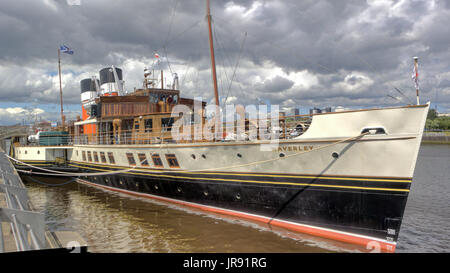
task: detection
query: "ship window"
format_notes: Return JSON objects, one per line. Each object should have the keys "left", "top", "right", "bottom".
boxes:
{"left": 107, "top": 152, "right": 115, "bottom": 164}
{"left": 138, "top": 153, "right": 149, "bottom": 166}
{"left": 166, "top": 154, "right": 180, "bottom": 168}
{"left": 37, "top": 150, "right": 40, "bottom": 154}
{"left": 87, "top": 151, "right": 92, "bottom": 162}
{"left": 93, "top": 152, "right": 99, "bottom": 163}
{"left": 82, "top": 151, "right": 86, "bottom": 161}
{"left": 144, "top": 119, "right": 153, "bottom": 133}
{"left": 161, "top": 117, "right": 174, "bottom": 132}
{"left": 25, "top": 150, "right": 27, "bottom": 154}
{"left": 152, "top": 154, "right": 163, "bottom": 168}
{"left": 100, "top": 152, "right": 107, "bottom": 163}
{"left": 126, "top": 153, "right": 136, "bottom": 166}
{"left": 76, "top": 151, "right": 78, "bottom": 156}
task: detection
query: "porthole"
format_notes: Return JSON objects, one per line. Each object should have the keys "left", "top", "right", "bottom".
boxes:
{"left": 279, "top": 153, "right": 285, "bottom": 157}
{"left": 237, "top": 153, "right": 242, "bottom": 158}
{"left": 332, "top": 152, "right": 339, "bottom": 159}
{"left": 201, "top": 154, "right": 206, "bottom": 159}
{"left": 177, "top": 187, "right": 182, "bottom": 192}
{"left": 203, "top": 191, "right": 208, "bottom": 196}
{"left": 119, "top": 180, "right": 123, "bottom": 185}
{"left": 191, "top": 154, "right": 196, "bottom": 160}
{"left": 154, "top": 185, "right": 158, "bottom": 190}
{"left": 236, "top": 193, "right": 241, "bottom": 200}
{"left": 105, "top": 178, "right": 109, "bottom": 183}
{"left": 37, "top": 150, "right": 40, "bottom": 154}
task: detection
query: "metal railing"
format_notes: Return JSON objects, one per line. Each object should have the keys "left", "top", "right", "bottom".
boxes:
{"left": 0, "top": 151, "right": 46, "bottom": 252}
{"left": 19, "top": 115, "right": 312, "bottom": 146}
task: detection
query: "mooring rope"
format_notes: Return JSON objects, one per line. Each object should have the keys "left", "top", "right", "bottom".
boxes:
{"left": 8, "top": 133, "right": 368, "bottom": 177}
{"left": 7, "top": 155, "right": 139, "bottom": 177}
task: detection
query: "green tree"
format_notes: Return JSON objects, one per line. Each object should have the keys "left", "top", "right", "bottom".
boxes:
{"left": 427, "top": 109, "right": 438, "bottom": 120}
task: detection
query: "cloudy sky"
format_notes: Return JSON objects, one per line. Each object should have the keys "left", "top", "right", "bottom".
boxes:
{"left": 0, "top": 0, "right": 449, "bottom": 125}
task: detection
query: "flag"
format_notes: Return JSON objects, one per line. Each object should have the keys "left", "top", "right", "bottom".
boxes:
{"left": 60, "top": 45, "right": 74, "bottom": 55}
{"left": 412, "top": 60, "right": 419, "bottom": 90}
{"left": 154, "top": 52, "right": 161, "bottom": 65}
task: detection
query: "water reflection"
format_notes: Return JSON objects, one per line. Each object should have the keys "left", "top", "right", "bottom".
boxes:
{"left": 24, "top": 176, "right": 337, "bottom": 253}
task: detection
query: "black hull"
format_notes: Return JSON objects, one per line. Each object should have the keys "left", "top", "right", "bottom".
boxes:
{"left": 63, "top": 161, "right": 411, "bottom": 252}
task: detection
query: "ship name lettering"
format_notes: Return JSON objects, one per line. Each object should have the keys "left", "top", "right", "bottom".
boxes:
{"left": 275, "top": 145, "right": 314, "bottom": 152}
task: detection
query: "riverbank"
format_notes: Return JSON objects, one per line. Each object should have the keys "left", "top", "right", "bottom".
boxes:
{"left": 421, "top": 132, "right": 450, "bottom": 144}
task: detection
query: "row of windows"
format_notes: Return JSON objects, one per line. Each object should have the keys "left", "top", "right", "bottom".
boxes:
{"left": 78, "top": 150, "right": 179, "bottom": 168}
{"left": 81, "top": 151, "right": 115, "bottom": 164}
{"left": 18, "top": 150, "right": 40, "bottom": 154}
{"left": 126, "top": 153, "right": 179, "bottom": 168}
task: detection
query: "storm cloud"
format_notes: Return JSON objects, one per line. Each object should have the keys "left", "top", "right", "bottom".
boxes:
{"left": 0, "top": 0, "right": 449, "bottom": 125}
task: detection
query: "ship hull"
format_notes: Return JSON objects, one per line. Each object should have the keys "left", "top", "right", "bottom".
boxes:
{"left": 12, "top": 104, "right": 430, "bottom": 252}
{"left": 66, "top": 161, "right": 411, "bottom": 252}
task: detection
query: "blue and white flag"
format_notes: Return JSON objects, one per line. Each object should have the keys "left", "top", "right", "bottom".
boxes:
{"left": 60, "top": 45, "right": 74, "bottom": 55}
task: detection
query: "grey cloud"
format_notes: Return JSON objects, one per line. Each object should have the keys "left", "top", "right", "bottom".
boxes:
{"left": 255, "top": 75, "right": 294, "bottom": 93}
{"left": 0, "top": 0, "right": 449, "bottom": 125}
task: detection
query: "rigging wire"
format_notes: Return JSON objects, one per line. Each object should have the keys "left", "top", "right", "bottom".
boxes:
{"left": 393, "top": 87, "right": 414, "bottom": 105}
{"left": 212, "top": 21, "right": 249, "bottom": 104}
{"left": 386, "top": 94, "right": 403, "bottom": 103}
{"left": 212, "top": 21, "right": 231, "bottom": 102}
{"left": 225, "top": 32, "right": 247, "bottom": 104}
{"left": 163, "top": 0, "right": 180, "bottom": 49}
{"left": 354, "top": 55, "right": 416, "bottom": 105}
{"left": 180, "top": 57, "right": 192, "bottom": 88}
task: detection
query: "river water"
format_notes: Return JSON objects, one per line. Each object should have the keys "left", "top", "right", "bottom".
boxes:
{"left": 21, "top": 144, "right": 450, "bottom": 253}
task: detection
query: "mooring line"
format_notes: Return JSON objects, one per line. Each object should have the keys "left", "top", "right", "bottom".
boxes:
{"left": 8, "top": 133, "right": 367, "bottom": 176}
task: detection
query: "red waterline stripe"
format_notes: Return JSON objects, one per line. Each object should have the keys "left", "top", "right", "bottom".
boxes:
{"left": 77, "top": 179, "right": 396, "bottom": 253}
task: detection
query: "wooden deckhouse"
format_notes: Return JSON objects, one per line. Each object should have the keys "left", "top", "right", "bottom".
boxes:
{"left": 74, "top": 75, "right": 207, "bottom": 145}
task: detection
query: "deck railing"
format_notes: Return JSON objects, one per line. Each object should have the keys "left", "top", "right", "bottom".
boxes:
{"left": 21, "top": 114, "right": 312, "bottom": 146}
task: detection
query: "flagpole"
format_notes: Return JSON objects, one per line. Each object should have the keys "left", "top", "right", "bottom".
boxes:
{"left": 414, "top": 56, "right": 420, "bottom": 105}
{"left": 58, "top": 48, "right": 65, "bottom": 128}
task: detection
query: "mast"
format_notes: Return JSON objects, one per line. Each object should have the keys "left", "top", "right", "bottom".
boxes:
{"left": 413, "top": 57, "right": 420, "bottom": 105}
{"left": 57, "top": 48, "right": 64, "bottom": 128}
{"left": 206, "top": 0, "right": 220, "bottom": 107}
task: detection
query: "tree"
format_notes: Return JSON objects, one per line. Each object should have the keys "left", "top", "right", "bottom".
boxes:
{"left": 427, "top": 109, "right": 438, "bottom": 120}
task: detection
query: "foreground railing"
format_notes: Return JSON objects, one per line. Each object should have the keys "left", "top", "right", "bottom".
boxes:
{"left": 0, "top": 151, "right": 46, "bottom": 252}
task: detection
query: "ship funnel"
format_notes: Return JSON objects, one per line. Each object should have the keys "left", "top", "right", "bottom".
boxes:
{"left": 99, "top": 66, "right": 123, "bottom": 96}
{"left": 80, "top": 78, "right": 100, "bottom": 102}
{"left": 80, "top": 77, "right": 100, "bottom": 123}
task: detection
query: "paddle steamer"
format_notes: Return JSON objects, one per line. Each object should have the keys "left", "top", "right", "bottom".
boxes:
{"left": 8, "top": 0, "right": 429, "bottom": 253}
